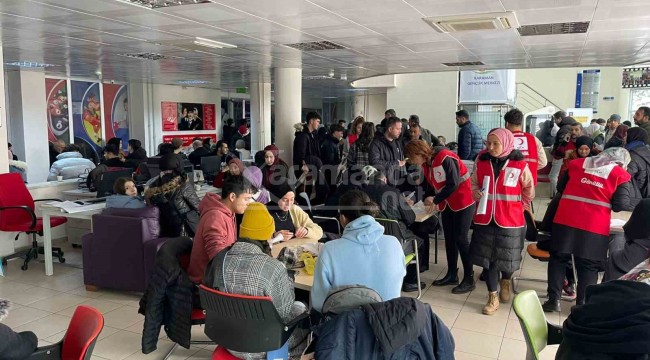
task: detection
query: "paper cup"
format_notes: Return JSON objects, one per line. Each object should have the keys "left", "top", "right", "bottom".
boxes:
{"left": 56, "top": 176, "right": 63, "bottom": 182}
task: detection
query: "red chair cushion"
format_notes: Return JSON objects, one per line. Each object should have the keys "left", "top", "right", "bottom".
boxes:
{"left": 62, "top": 305, "right": 104, "bottom": 360}
{"left": 0, "top": 216, "right": 67, "bottom": 233}
{"left": 191, "top": 308, "right": 205, "bottom": 321}
{"left": 212, "top": 346, "right": 239, "bottom": 360}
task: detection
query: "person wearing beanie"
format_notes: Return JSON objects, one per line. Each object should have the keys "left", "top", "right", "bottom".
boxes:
{"left": 204, "top": 202, "right": 309, "bottom": 359}
{"left": 144, "top": 153, "right": 200, "bottom": 238}
{"left": 242, "top": 166, "right": 271, "bottom": 204}
{"left": 626, "top": 127, "right": 650, "bottom": 198}
{"left": 230, "top": 124, "right": 251, "bottom": 151}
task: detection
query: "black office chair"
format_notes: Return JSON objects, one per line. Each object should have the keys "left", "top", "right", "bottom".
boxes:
{"left": 200, "top": 156, "right": 220, "bottom": 183}
{"left": 375, "top": 218, "right": 422, "bottom": 299}
{"left": 199, "top": 284, "right": 309, "bottom": 357}
{"left": 95, "top": 168, "right": 133, "bottom": 197}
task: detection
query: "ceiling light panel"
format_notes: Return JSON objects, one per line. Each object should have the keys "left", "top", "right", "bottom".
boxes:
{"left": 4, "top": 61, "right": 57, "bottom": 68}
{"left": 518, "top": 22, "right": 590, "bottom": 36}
{"left": 115, "top": 0, "right": 211, "bottom": 9}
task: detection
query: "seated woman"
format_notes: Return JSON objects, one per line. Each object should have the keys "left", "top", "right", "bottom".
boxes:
{"left": 268, "top": 180, "right": 323, "bottom": 242}
{"left": 144, "top": 153, "right": 200, "bottom": 237}
{"left": 605, "top": 199, "right": 650, "bottom": 281}
{"left": 260, "top": 144, "right": 289, "bottom": 189}
{"left": 106, "top": 177, "right": 145, "bottom": 209}
{"left": 310, "top": 190, "right": 406, "bottom": 312}
{"left": 204, "top": 203, "right": 308, "bottom": 359}
{"left": 213, "top": 158, "right": 245, "bottom": 189}
{"left": 242, "top": 166, "right": 270, "bottom": 204}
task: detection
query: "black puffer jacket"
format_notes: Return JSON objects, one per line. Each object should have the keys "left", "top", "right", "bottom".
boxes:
{"left": 369, "top": 136, "right": 406, "bottom": 186}
{"left": 139, "top": 237, "right": 194, "bottom": 354}
{"left": 313, "top": 297, "right": 455, "bottom": 359}
{"left": 628, "top": 144, "right": 650, "bottom": 198}
{"left": 365, "top": 183, "right": 420, "bottom": 250}
{"left": 145, "top": 175, "right": 200, "bottom": 238}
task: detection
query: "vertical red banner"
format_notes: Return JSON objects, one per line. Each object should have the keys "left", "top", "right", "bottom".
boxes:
{"left": 202, "top": 104, "right": 216, "bottom": 130}
{"left": 162, "top": 102, "right": 178, "bottom": 131}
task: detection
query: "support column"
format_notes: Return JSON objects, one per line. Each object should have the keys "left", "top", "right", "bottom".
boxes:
{"left": 249, "top": 81, "right": 271, "bottom": 153}
{"left": 0, "top": 47, "right": 7, "bottom": 175}
{"left": 5, "top": 69, "right": 47, "bottom": 182}
{"left": 353, "top": 94, "right": 366, "bottom": 118}
{"left": 128, "top": 82, "right": 156, "bottom": 156}
{"left": 273, "top": 68, "right": 301, "bottom": 166}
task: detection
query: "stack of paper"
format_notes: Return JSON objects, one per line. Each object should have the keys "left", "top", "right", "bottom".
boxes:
{"left": 45, "top": 201, "right": 105, "bottom": 214}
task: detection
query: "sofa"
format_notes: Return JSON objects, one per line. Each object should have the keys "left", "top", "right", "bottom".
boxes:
{"left": 82, "top": 206, "right": 171, "bottom": 293}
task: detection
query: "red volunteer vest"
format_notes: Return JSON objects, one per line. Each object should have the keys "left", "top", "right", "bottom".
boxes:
{"left": 473, "top": 158, "right": 527, "bottom": 228}
{"left": 553, "top": 157, "right": 631, "bottom": 236}
{"left": 424, "top": 149, "right": 474, "bottom": 211}
{"left": 512, "top": 130, "right": 539, "bottom": 185}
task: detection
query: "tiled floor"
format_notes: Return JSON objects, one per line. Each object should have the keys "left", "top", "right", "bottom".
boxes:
{"left": 0, "top": 197, "right": 564, "bottom": 359}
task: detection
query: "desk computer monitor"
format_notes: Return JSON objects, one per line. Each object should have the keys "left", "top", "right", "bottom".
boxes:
{"left": 96, "top": 168, "right": 134, "bottom": 198}
{"left": 201, "top": 156, "right": 220, "bottom": 182}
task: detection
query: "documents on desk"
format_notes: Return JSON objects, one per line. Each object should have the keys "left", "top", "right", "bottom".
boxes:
{"left": 45, "top": 200, "right": 106, "bottom": 213}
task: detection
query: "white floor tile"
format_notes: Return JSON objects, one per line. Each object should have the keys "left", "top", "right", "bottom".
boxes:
{"left": 498, "top": 337, "right": 528, "bottom": 360}
{"left": 420, "top": 290, "right": 468, "bottom": 310}
{"left": 187, "top": 349, "right": 214, "bottom": 359}
{"left": 103, "top": 306, "right": 144, "bottom": 330}
{"left": 429, "top": 305, "right": 460, "bottom": 328}
{"left": 3, "top": 286, "right": 61, "bottom": 306}
{"left": 451, "top": 328, "right": 502, "bottom": 359}
{"left": 454, "top": 312, "right": 508, "bottom": 337}
{"left": 57, "top": 298, "right": 124, "bottom": 317}
{"left": 28, "top": 292, "right": 88, "bottom": 312}
{"left": 454, "top": 351, "right": 495, "bottom": 359}
{"left": 2, "top": 305, "right": 52, "bottom": 328}
{"left": 93, "top": 330, "right": 144, "bottom": 360}
{"left": 503, "top": 319, "right": 525, "bottom": 341}
{"left": 14, "top": 313, "right": 72, "bottom": 339}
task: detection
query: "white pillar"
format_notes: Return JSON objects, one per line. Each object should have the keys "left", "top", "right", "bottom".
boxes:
{"left": 5, "top": 70, "right": 49, "bottom": 182}
{"left": 249, "top": 81, "right": 271, "bottom": 153}
{"left": 128, "top": 82, "right": 156, "bottom": 156}
{"left": 273, "top": 68, "right": 301, "bottom": 165}
{"left": 353, "top": 94, "right": 366, "bottom": 118}
{"left": 0, "top": 47, "right": 7, "bottom": 175}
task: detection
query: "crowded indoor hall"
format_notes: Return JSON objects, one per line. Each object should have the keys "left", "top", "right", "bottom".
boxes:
{"left": 1, "top": 0, "right": 650, "bottom": 359}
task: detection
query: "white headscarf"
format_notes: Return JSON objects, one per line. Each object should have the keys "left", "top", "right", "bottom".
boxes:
{"left": 584, "top": 147, "right": 631, "bottom": 170}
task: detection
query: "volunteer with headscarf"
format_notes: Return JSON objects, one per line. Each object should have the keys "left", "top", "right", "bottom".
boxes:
{"left": 543, "top": 147, "right": 637, "bottom": 312}
{"left": 558, "top": 135, "right": 600, "bottom": 181}
{"left": 405, "top": 140, "right": 476, "bottom": 294}
{"left": 469, "top": 128, "right": 534, "bottom": 315}
{"left": 260, "top": 144, "right": 289, "bottom": 189}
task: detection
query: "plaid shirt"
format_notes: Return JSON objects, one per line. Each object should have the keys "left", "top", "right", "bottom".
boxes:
{"left": 347, "top": 142, "right": 370, "bottom": 169}
{"left": 220, "top": 241, "right": 295, "bottom": 323}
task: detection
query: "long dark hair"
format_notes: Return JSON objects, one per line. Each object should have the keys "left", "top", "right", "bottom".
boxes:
{"left": 356, "top": 122, "right": 376, "bottom": 152}
{"left": 339, "top": 189, "right": 379, "bottom": 222}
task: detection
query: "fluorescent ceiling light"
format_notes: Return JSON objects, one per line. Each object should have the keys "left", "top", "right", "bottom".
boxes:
{"left": 177, "top": 80, "right": 209, "bottom": 84}
{"left": 193, "top": 37, "right": 237, "bottom": 49}
{"left": 5, "top": 61, "right": 56, "bottom": 68}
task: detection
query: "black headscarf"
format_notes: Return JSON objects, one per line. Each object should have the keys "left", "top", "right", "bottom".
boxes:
{"left": 268, "top": 180, "right": 294, "bottom": 204}
{"left": 624, "top": 199, "right": 650, "bottom": 241}
{"left": 159, "top": 153, "right": 183, "bottom": 175}
{"left": 626, "top": 127, "right": 649, "bottom": 145}
{"left": 575, "top": 136, "right": 594, "bottom": 151}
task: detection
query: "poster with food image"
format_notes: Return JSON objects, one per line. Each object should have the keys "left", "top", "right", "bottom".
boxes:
{"left": 103, "top": 83, "right": 129, "bottom": 151}
{"left": 71, "top": 81, "right": 103, "bottom": 156}
{"left": 45, "top": 78, "right": 70, "bottom": 144}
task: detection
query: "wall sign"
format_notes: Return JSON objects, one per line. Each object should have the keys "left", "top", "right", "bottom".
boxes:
{"left": 161, "top": 101, "right": 216, "bottom": 131}
{"left": 459, "top": 69, "right": 516, "bottom": 104}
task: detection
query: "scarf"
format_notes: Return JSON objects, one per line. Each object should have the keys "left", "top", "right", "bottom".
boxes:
{"left": 488, "top": 128, "right": 515, "bottom": 158}
{"left": 584, "top": 147, "right": 631, "bottom": 170}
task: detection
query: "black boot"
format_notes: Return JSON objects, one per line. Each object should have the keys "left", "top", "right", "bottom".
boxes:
{"left": 479, "top": 269, "right": 488, "bottom": 282}
{"left": 402, "top": 282, "right": 426, "bottom": 293}
{"left": 542, "top": 299, "right": 561, "bottom": 312}
{"left": 451, "top": 273, "right": 476, "bottom": 294}
{"left": 432, "top": 268, "right": 459, "bottom": 286}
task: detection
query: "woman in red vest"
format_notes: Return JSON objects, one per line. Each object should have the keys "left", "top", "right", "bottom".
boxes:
{"left": 405, "top": 140, "right": 476, "bottom": 294}
{"left": 470, "top": 128, "right": 535, "bottom": 315}
{"left": 543, "top": 147, "right": 637, "bottom": 312}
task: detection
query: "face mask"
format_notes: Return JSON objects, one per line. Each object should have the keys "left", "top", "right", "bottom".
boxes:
{"left": 600, "top": 125, "right": 605, "bottom": 131}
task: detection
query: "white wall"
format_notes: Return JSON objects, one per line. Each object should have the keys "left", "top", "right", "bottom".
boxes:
{"left": 367, "top": 93, "right": 387, "bottom": 123}
{"left": 387, "top": 72, "right": 459, "bottom": 141}
{"left": 517, "top": 66, "right": 630, "bottom": 119}
{"left": 0, "top": 48, "right": 11, "bottom": 175}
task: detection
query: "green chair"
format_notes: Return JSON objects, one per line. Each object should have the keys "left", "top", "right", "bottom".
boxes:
{"left": 375, "top": 217, "right": 422, "bottom": 299}
{"left": 513, "top": 290, "right": 563, "bottom": 360}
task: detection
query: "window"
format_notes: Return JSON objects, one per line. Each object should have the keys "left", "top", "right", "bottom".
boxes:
{"left": 628, "top": 89, "right": 650, "bottom": 121}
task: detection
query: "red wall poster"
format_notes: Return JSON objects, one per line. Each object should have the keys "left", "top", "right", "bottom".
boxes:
{"left": 103, "top": 84, "right": 129, "bottom": 151}
{"left": 161, "top": 101, "right": 216, "bottom": 131}
{"left": 163, "top": 133, "right": 217, "bottom": 147}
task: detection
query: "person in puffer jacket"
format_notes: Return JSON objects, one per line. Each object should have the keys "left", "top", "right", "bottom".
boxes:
{"left": 47, "top": 144, "right": 96, "bottom": 181}
{"left": 144, "top": 153, "right": 200, "bottom": 238}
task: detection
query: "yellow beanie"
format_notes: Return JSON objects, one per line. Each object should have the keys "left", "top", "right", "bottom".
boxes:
{"left": 239, "top": 202, "right": 275, "bottom": 241}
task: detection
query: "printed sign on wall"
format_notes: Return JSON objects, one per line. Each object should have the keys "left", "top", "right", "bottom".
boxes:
{"left": 103, "top": 84, "right": 129, "bottom": 151}
{"left": 459, "top": 69, "right": 516, "bottom": 104}
{"left": 163, "top": 133, "right": 217, "bottom": 147}
{"left": 622, "top": 67, "right": 650, "bottom": 88}
{"left": 71, "top": 81, "right": 103, "bottom": 160}
{"left": 45, "top": 78, "right": 70, "bottom": 144}
{"left": 161, "top": 101, "right": 217, "bottom": 131}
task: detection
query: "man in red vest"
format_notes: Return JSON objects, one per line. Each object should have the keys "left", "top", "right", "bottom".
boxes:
{"left": 504, "top": 109, "right": 547, "bottom": 185}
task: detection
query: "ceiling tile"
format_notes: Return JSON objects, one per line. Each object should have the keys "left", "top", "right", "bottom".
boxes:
{"left": 500, "top": 0, "right": 598, "bottom": 11}
{"left": 406, "top": 0, "right": 505, "bottom": 17}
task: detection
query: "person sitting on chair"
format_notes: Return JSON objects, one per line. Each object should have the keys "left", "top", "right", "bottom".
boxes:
{"left": 605, "top": 199, "right": 650, "bottom": 281}
{"left": 106, "top": 177, "right": 145, "bottom": 209}
{"left": 204, "top": 203, "right": 309, "bottom": 359}
{"left": 267, "top": 180, "right": 323, "bottom": 242}
{"left": 311, "top": 190, "right": 406, "bottom": 312}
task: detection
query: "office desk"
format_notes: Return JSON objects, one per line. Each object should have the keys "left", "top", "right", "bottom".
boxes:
{"left": 41, "top": 205, "right": 104, "bottom": 276}
{"left": 271, "top": 237, "right": 316, "bottom": 291}
{"left": 610, "top": 211, "right": 632, "bottom": 234}
{"left": 62, "top": 189, "right": 98, "bottom": 199}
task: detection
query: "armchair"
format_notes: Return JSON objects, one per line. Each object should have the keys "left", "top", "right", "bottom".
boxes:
{"left": 0, "top": 173, "right": 66, "bottom": 271}
{"left": 82, "top": 206, "right": 170, "bottom": 292}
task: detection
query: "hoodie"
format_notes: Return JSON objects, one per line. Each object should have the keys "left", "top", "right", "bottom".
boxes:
{"left": 310, "top": 215, "right": 406, "bottom": 312}
{"left": 188, "top": 193, "right": 236, "bottom": 283}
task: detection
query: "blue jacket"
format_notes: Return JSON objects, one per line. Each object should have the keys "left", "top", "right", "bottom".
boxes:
{"left": 313, "top": 297, "right": 455, "bottom": 360}
{"left": 457, "top": 121, "right": 484, "bottom": 161}
{"left": 106, "top": 195, "right": 146, "bottom": 209}
{"left": 310, "top": 215, "right": 406, "bottom": 312}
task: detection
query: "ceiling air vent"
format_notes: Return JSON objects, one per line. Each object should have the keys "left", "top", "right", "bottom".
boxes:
{"left": 285, "top": 41, "right": 346, "bottom": 52}
{"left": 442, "top": 61, "right": 485, "bottom": 67}
{"left": 116, "top": 53, "right": 181, "bottom": 61}
{"left": 423, "top": 12, "right": 519, "bottom": 33}
{"left": 518, "top": 22, "right": 590, "bottom": 36}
